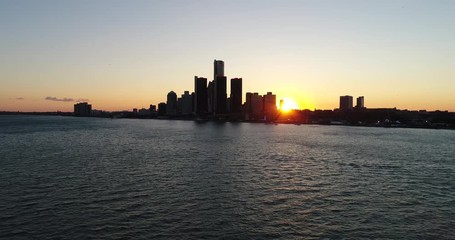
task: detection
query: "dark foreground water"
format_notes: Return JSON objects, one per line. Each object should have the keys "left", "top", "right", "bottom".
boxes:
{"left": 0, "top": 115, "right": 454, "bottom": 239}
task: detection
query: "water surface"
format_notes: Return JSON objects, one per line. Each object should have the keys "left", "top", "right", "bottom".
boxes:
{"left": 0, "top": 115, "right": 454, "bottom": 239}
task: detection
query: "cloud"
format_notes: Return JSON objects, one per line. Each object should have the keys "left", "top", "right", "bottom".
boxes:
{"left": 45, "top": 96, "right": 90, "bottom": 102}
{"left": 45, "top": 96, "right": 74, "bottom": 102}
{"left": 16, "top": 97, "right": 25, "bottom": 100}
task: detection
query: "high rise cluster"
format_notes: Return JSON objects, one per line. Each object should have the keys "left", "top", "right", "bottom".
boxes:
{"left": 156, "top": 60, "right": 278, "bottom": 120}
{"left": 339, "top": 95, "right": 365, "bottom": 111}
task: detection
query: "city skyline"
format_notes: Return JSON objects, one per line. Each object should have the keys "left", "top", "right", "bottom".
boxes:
{"left": 1, "top": 1, "right": 455, "bottom": 112}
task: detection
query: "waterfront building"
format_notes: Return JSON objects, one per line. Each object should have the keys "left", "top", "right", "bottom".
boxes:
{"left": 251, "top": 93, "right": 263, "bottom": 119}
{"left": 263, "top": 92, "right": 277, "bottom": 118}
{"left": 245, "top": 92, "right": 253, "bottom": 115}
{"left": 207, "top": 81, "right": 214, "bottom": 114}
{"left": 214, "top": 59, "right": 224, "bottom": 80}
{"left": 230, "top": 78, "right": 242, "bottom": 113}
{"left": 149, "top": 104, "right": 156, "bottom": 112}
{"left": 167, "top": 91, "right": 177, "bottom": 115}
{"left": 244, "top": 92, "right": 253, "bottom": 120}
{"left": 340, "top": 95, "right": 353, "bottom": 110}
{"left": 194, "top": 76, "right": 208, "bottom": 115}
{"left": 356, "top": 96, "right": 365, "bottom": 109}
{"left": 157, "top": 102, "right": 166, "bottom": 115}
{"left": 74, "top": 102, "right": 92, "bottom": 116}
{"left": 181, "top": 91, "right": 193, "bottom": 115}
{"left": 214, "top": 76, "right": 227, "bottom": 114}
{"left": 212, "top": 60, "right": 227, "bottom": 115}
{"left": 138, "top": 108, "right": 150, "bottom": 116}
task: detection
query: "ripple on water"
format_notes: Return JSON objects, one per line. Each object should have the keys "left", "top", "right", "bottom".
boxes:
{"left": 0, "top": 116, "right": 454, "bottom": 239}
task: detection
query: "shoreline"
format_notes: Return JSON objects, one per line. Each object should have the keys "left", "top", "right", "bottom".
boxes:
{"left": 1, "top": 111, "right": 454, "bottom": 130}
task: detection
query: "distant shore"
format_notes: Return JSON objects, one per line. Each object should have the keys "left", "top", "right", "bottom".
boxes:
{"left": 1, "top": 110, "right": 454, "bottom": 130}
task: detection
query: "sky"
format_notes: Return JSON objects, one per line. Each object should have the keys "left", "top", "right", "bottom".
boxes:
{"left": 1, "top": 0, "right": 454, "bottom": 112}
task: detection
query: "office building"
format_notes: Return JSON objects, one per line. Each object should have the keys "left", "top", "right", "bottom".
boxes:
{"left": 251, "top": 93, "right": 263, "bottom": 119}
{"left": 214, "top": 76, "right": 227, "bottom": 114}
{"left": 340, "top": 95, "right": 353, "bottom": 110}
{"left": 194, "top": 76, "right": 208, "bottom": 114}
{"left": 245, "top": 92, "right": 253, "bottom": 115}
{"left": 74, "top": 102, "right": 92, "bottom": 116}
{"left": 157, "top": 102, "right": 166, "bottom": 115}
{"left": 207, "top": 81, "right": 214, "bottom": 114}
{"left": 149, "top": 104, "right": 156, "bottom": 112}
{"left": 263, "top": 92, "right": 277, "bottom": 120}
{"left": 214, "top": 59, "right": 224, "bottom": 80}
{"left": 181, "top": 91, "right": 193, "bottom": 115}
{"left": 167, "top": 91, "right": 177, "bottom": 115}
{"left": 356, "top": 96, "right": 365, "bottom": 109}
{"left": 212, "top": 59, "right": 226, "bottom": 115}
{"left": 263, "top": 92, "right": 276, "bottom": 114}
{"left": 230, "top": 78, "right": 242, "bottom": 113}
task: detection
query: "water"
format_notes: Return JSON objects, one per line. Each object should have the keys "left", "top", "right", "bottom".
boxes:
{"left": 0, "top": 115, "right": 454, "bottom": 239}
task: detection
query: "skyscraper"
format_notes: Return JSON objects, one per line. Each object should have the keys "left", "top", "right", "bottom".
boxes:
{"left": 194, "top": 76, "right": 208, "bottom": 115}
{"left": 230, "top": 78, "right": 242, "bottom": 113}
{"left": 74, "top": 102, "right": 92, "bottom": 116}
{"left": 214, "top": 76, "right": 227, "bottom": 114}
{"left": 181, "top": 91, "right": 193, "bottom": 115}
{"left": 214, "top": 59, "right": 224, "bottom": 80}
{"left": 340, "top": 95, "right": 353, "bottom": 110}
{"left": 213, "top": 60, "right": 227, "bottom": 115}
{"left": 157, "top": 102, "right": 166, "bottom": 115}
{"left": 251, "top": 93, "right": 263, "bottom": 119}
{"left": 263, "top": 92, "right": 277, "bottom": 120}
{"left": 207, "top": 81, "right": 214, "bottom": 114}
{"left": 356, "top": 96, "right": 365, "bottom": 109}
{"left": 167, "top": 91, "right": 177, "bottom": 115}
{"left": 244, "top": 92, "right": 253, "bottom": 119}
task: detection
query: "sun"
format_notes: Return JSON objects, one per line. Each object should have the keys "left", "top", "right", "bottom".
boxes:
{"left": 280, "top": 98, "right": 299, "bottom": 112}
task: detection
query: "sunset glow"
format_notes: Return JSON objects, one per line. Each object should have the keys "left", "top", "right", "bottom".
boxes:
{"left": 280, "top": 98, "right": 299, "bottom": 112}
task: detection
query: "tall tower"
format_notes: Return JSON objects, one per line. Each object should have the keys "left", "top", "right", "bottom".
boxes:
{"left": 356, "top": 96, "right": 365, "bottom": 109}
{"left": 230, "top": 78, "right": 242, "bottom": 113}
{"left": 214, "top": 59, "right": 224, "bottom": 80}
{"left": 213, "top": 60, "right": 226, "bottom": 115}
{"left": 194, "top": 76, "right": 208, "bottom": 115}
{"left": 339, "top": 95, "right": 353, "bottom": 110}
{"left": 181, "top": 91, "right": 193, "bottom": 115}
{"left": 214, "top": 76, "right": 227, "bottom": 114}
{"left": 263, "top": 92, "right": 277, "bottom": 120}
{"left": 167, "top": 91, "right": 177, "bottom": 115}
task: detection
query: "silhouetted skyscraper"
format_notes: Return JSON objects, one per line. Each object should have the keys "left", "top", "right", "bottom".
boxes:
{"left": 243, "top": 92, "right": 253, "bottom": 120}
{"left": 214, "top": 59, "right": 224, "bottom": 81}
{"left": 207, "top": 81, "right": 214, "bottom": 114}
{"left": 263, "top": 92, "right": 277, "bottom": 120}
{"left": 149, "top": 104, "right": 156, "bottom": 112}
{"left": 230, "top": 78, "right": 242, "bottom": 113}
{"left": 340, "top": 95, "right": 353, "bottom": 110}
{"left": 158, "top": 102, "right": 166, "bottom": 115}
{"left": 214, "top": 76, "right": 227, "bottom": 114}
{"left": 181, "top": 91, "right": 193, "bottom": 115}
{"left": 167, "top": 91, "right": 177, "bottom": 115}
{"left": 74, "top": 102, "right": 92, "bottom": 116}
{"left": 194, "top": 76, "right": 208, "bottom": 115}
{"left": 251, "top": 93, "right": 263, "bottom": 119}
{"left": 356, "top": 96, "right": 365, "bottom": 109}
{"left": 211, "top": 60, "right": 227, "bottom": 115}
